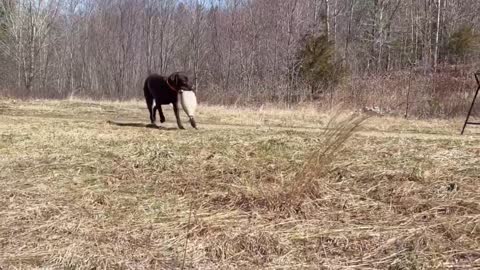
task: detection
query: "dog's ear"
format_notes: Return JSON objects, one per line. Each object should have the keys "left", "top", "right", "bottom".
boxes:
{"left": 174, "top": 73, "right": 179, "bottom": 87}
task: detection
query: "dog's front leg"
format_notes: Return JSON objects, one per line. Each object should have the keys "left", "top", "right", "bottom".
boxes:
{"left": 173, "top": 103, "right": 185, "bottom": 129}
{"left": 189, "top": 116, "right": 197, "bottom": 129}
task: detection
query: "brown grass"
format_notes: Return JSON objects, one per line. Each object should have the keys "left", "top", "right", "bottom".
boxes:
{"left": 0, "top": 99, "right": 479, "bottom": 269}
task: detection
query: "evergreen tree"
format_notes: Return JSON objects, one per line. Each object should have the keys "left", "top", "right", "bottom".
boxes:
{"left": 447, "top": 26, "right": 480, "bottom": 63}
{"left": 296, "top": 34, "right": 345, "bottom": 96}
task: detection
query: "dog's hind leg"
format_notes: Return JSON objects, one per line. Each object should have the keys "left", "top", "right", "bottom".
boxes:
{"left": 153, "top": 105, "right": 158, "bottom": 122}
{"left": 144, "top": 82, "right": 155, "bottom": 124}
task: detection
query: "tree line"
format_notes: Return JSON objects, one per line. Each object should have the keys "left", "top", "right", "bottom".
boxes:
{"left": 0, "top": 0, "right": 479, "bottom": 117}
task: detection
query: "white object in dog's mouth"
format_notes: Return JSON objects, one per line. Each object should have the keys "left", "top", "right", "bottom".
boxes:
{"left": 179, "top": 91, "right": 197, "bottom": 117}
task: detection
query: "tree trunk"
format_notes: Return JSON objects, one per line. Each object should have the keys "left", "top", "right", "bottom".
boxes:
{"left": 433, "top": 0, "right": 441, "bottom": 71}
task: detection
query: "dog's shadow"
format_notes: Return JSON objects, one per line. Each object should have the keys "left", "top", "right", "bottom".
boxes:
{"left": 106, "top": 120, "right": 178, "bottom": 130}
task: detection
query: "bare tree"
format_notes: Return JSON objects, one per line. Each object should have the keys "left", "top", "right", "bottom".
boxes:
{"left": 0, "top": 0, "right": 61, "bottom": 93}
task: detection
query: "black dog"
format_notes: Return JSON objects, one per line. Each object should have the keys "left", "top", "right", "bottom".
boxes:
{"left": 143, "top": 72, "right": 196, "bottom": 129}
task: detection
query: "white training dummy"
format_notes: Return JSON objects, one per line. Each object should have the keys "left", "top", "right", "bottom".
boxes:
{"left": 178, "top": 90, "right": 198, "bottom": 129}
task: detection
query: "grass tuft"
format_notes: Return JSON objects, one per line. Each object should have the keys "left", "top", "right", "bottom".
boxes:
{"left": 293, "top": 113, "right": 369, "bottom": 193}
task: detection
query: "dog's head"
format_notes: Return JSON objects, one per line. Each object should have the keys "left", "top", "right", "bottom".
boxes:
{"left": 168, "top": 72, "right": 194, "bottom": 92}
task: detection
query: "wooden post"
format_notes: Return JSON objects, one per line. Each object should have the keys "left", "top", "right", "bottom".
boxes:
{"left": 461, "top": 73, "right": 480, "bottom": 135}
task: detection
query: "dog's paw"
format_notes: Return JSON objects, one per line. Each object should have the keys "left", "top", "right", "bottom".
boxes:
{"left": 160, "top": 118, "right": 166, "bottom": 123}
{"left": 189, "top": 118, "right": 197, "bottom": 129}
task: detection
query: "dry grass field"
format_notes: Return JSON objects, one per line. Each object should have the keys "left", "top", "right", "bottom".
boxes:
{"left": 0, "top": 99, "right": 479, "bottom": 269}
